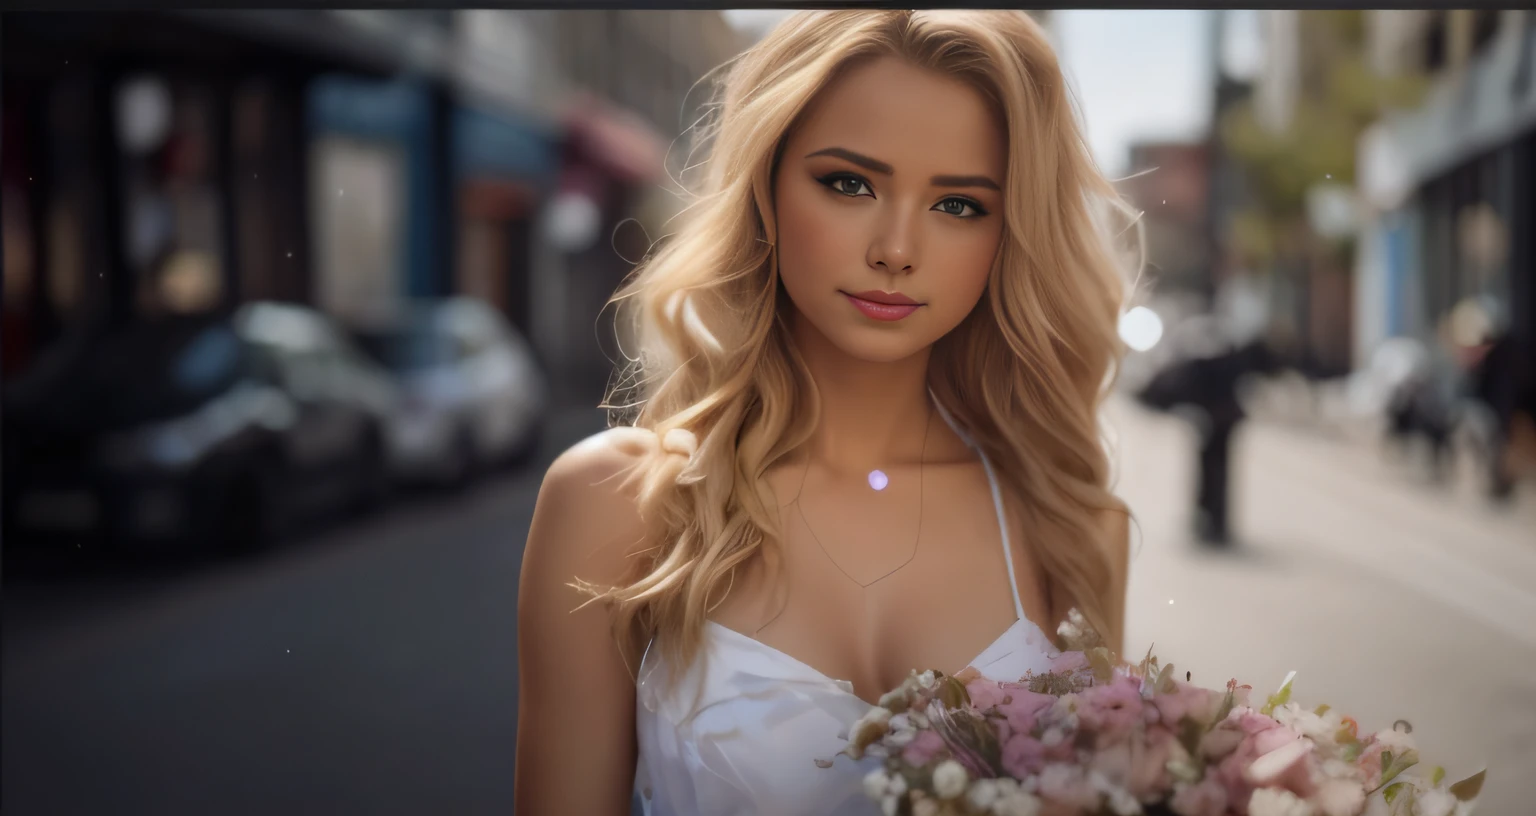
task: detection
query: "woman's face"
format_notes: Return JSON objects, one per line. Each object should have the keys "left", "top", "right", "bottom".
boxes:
{"left": 773, "top": 56, "right": 1007, "bottom": 364}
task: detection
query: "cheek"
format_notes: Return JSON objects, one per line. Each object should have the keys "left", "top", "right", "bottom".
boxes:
{"left": 775, "top": 184, "right": 850, "bottom": 289}
{"left": 933, "top": 226, "right": 1004, "bottom": 317}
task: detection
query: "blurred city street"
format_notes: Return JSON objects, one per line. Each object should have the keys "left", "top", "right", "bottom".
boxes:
{"left": 4, "top": 399, "right": 1532, "bottom": 815}
{"left": 3, "top": 8, "right": 1534, "bottom": 815}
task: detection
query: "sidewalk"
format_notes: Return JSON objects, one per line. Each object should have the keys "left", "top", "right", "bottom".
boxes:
{"left": 1108, "top": 396, "right": 1535, "bottom": 815}
{"left": 1237, "top": 376, "right": 1536, "bottom": 522}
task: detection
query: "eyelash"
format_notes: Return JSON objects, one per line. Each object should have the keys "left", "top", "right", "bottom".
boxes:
{"left": 815, "top": 172, "right": 990, "bottom": 218}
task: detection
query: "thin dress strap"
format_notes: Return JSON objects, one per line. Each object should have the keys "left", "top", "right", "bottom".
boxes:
{"left": 930, "top": 392, "right": 1028, "bottom": 623}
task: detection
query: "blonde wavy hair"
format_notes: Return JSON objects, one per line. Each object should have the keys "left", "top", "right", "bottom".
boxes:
{"left": 588, "top": 10, "right": 1139, "bottom": 679}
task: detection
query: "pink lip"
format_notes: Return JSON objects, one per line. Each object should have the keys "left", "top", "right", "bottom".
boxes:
{"left": 842, "top": 292, "right": 921, "bottom": 322}
{"left": 847, "top": 289, "right": 919, "bottom": 305}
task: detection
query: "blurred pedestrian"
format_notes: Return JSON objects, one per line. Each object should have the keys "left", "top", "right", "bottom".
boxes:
{"left": 1471, "top": 329, "right": 1533, "bottom": 500}
{"left": 1136, "top": 323, "right": 1282, "bottom": 547}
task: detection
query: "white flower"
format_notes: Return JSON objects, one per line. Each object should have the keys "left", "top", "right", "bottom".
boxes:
{"left": 918, "top": 670, "right": 938, "bottom": 689}
{"left": 1089, "top": 770, "right": 1143, "bottom": 816}
{"left": 1041, "top": 728, "right": 1066, "bottom": 747}
{"left": 864, "top": 770, "right": 892, "bottom": 799}
{"left": 910, "top": 710, "right": 931, "bottom": 729}
{"left": 890, "top": 713, "right": 911, "bottom": 731}
{"left": 881, "top": 794, "right": 901, "bottom": 816}
{"left": 913, "top": 799, "right": 941, "bottom": 816}
{"left": 967, "top": 779, "right": 1001, "bottom": 810}
{"left": 1051, "top": 694, "right": 1081, "bottom": 718}
{"left": 1245, "top": 739, "right": 1315, "bottom": 786}
{"left": 1415, "top": 788, "right": 1457, "bottom": 816}
{"left": 1313, "top": 778, "right": 1367, "bottom": 816}
{"left": 993, "top": 777, "right": 1023, "bottom": 797}
{"left": 1366, "top": 727, "right": 1416, "bottom": 755}
{"left": 993, "top": 791, "right": 1044, "bottom": 816}
{"left": 1320, "top": 759, "right": 1358, "bottom": 781}
{"left": 887, "top": 728, "right": 917, "bottom": 748}
{"left": 860, "top": 707, "right": 894, "bottom": 730}
{"left": 1275, "top": 704, "right": 1345, "bottom": 747}
{"left": 888, "top": 774, "right": 908, "bottom": 797}
{"left": 1249, "top": 787, "right": 1316, "bottom": 816}
{"left": 932, "top": 760, "right": 969, "bottom": 800}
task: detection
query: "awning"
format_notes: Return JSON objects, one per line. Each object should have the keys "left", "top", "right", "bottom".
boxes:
{"left": 561, "top": 94, "right": 669, "bottom": 185}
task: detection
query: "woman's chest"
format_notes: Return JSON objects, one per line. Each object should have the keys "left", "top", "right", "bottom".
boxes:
{"left": 708, "top": 465, "right": 1050, "bottom": 701}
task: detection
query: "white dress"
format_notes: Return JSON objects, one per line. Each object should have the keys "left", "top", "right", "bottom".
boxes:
{"left": 633, "top": 401, "right": 1060, "bottom": 816}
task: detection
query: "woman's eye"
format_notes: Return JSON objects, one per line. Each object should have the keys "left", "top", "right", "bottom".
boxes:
{"left": 820, "top": 174, "right": 872, "bottom": 197}
{"left": 935, "top": 198, "right": 986, "bottom": 218}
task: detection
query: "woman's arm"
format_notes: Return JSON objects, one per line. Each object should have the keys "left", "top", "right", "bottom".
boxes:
{"left": 515, "top": 429, "right": 656, "bottom": 814}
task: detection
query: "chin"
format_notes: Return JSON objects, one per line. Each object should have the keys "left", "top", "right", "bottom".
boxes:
{"left": 825, "top": 326, "right": 934, "bottom": 365}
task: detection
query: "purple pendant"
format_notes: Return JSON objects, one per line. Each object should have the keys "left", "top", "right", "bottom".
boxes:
{"left": 868, "top": 469, "right": 889, "bottom": 491}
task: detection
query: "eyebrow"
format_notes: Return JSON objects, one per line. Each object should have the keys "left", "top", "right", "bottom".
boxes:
{"left": 805, "top": 147, "right": 1001, "bottom": 192}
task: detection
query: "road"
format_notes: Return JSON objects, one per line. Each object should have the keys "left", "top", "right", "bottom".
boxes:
{"left": 3, "top": 399, "right": 1532, "bottom": 814}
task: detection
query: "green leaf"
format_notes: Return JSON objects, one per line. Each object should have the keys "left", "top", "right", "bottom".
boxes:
{"left": 1314, "top": 704, "right": 1331, "bottom": 717}
{"left": 1213, "top": 689, "right": 1236, "bottom": 726}
{"left": 1431, "top": 766, "right": 1445, "bottom": 787}
{"left": 1449, "top": 769, "right": 1486, "bottom": 802}
{"left": 1261, "top": 670, "right": 1297, "bottom": 717}
{"left": 1177, "top": 716, "right": 1205, "bottom": 758}
{"left": 1383, "top": 782, "right": 1405, "bottom": 804}
{"left": 1086, "top": 647, "right": 1116, "bottom": 684}
{"left": 1342, "top": 742, "right": 1362, "bottom": 762}
{"left": 1377, "top": 749, "right": 1420, "bottom": 790}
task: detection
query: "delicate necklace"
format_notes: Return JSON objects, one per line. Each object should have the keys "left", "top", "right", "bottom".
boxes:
{"left": 791, "top": 400, "right": 934, "bottom": 589}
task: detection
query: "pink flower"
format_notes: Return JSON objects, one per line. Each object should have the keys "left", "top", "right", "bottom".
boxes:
{"left": 902, "top": 729, "right": 946, "bottom": 766}
{"left": 1153, "top": 683, "right": 1223, "bottom": 728}
{"left": 1127, "top": 726, "right": 1181, "bottom": 799}
{"left": 1169, "top": 778, "right": 1229, "bottom": 816}
{"left": 999, "top": 689, "right": 1056, "bottom": 737}
{"left": 1244, "top": 737, "right": 1319, "bottom": 798}
{"left": 1000, "top": 732, "right": 1047, "bottom": 778}
{"left": 1076, "top": 676, "right": 1146, "bottom": 743}
{"left": 1210, "top": 717, "right": 1310, "bottom": 813}
{"left": 1231, "top": 707, "right": 1286, "bottom": 737}
{"left": 967, "top": 678, "right": 1008, "bottom": 711}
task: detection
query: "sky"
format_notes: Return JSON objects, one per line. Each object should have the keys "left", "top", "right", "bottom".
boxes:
{"left": 720, "top": 10, "right": 1262, "bottom": 179}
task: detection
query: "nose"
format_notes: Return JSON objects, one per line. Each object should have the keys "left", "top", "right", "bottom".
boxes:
{"left": 866, "top": 212, "right": 918, "bottom": 275}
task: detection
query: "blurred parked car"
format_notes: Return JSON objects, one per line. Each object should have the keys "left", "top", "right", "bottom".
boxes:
{"left": 349, "top": 297, "right": 547, "bottom": 486}
{"left": 2, "top": 302, "right": 398, "bottom": 554}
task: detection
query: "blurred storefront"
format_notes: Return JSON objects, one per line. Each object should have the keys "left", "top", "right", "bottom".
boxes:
{"left": 452, "top": 105, "right": 560, "bottom": 339}
{"left": 537, "top": 94, "right": 668, "bottom": 399}
{"left": 1356, "top": 10, "right": 1535, "bottom": 364}
{"left": 306, "top": 76, "right": 442, "bottom": 321}
{"left": 0, "top": 12, "right": 451, "bottom": 379}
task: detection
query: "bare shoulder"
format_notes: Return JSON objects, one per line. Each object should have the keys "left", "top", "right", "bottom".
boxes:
{"left": 515, "top": 427, "right": 659, "bottom": 811}
{"left": 527, "top": 427, "right": 660, "bottom": 583}
{"left": 547, "top": 425, "right": 661, "bottom": 484}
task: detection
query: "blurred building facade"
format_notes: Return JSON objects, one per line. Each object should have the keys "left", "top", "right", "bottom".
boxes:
{"left": 1354, "top": 10, "right": 1534, "bottom": 368}
{"left": 2, "top": 11, "right": 745, "bottom": 406}
{"left": 1124, "top": 141, "right": 1211, "bottom": 295}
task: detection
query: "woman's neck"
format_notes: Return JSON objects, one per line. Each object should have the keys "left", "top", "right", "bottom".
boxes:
{"left": 789, "top": 316, "right": 935, "bottom": 474}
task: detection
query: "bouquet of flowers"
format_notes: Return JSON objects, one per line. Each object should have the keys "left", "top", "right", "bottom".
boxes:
{"left": 836, "top": 611, "right": 1485, "bottom": 816}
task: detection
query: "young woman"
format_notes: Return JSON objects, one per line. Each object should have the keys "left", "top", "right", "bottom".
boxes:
{"left": 517, "top": 10, "right": 1137, "bottom": 814}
